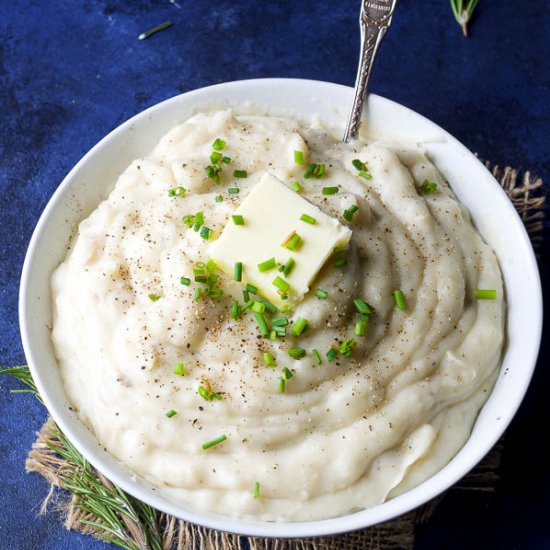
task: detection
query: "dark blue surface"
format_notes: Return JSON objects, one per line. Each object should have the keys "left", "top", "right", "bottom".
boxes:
{"left": 1, "top": 1, "right": 549, "bottom": 549}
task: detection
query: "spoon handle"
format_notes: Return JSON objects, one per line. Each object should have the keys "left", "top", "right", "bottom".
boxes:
{"left": 343, "top": 0, "right": 398, "bottom": 143}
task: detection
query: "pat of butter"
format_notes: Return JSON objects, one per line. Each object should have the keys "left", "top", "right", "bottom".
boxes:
{"left": 209, "top": 173, "right": 352, "bottom": 305}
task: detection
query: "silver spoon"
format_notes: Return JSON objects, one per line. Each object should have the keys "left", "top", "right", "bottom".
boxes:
{"left": 343, "top": 0, "right": 398, "bottom": 143}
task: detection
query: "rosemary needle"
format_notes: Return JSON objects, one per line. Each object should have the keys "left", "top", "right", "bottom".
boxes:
{"left": 138, "top": 21, "right": 173, "bottom": 40}
{"left": 450, "top": 0, "right": 478, "bottom": 37}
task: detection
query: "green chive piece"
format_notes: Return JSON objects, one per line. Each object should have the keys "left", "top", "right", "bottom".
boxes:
{"left": 194, "top": 288, "right": 202, "bottom": 300}
{"left": 263, "top": 352, "right": 276, "bottom": 367}
{"left": 258, "top": 257, "right": 276, "bottom": 272}
{"left": 272, "top": 325, "right": 286, "bottom": 335}
{"left": 475, "top": 289, "right": 497, "bottom": 300}
{"left": 138, "top": 20, "right": 173, "bottom": 40}
{"left": 228, "top": 187, "right": 240, "bottom": 194}
{"left": 273, "top": 276, "right": 290, "bottom": 293}
{"left": 205, "top": 164, "right": 221, "bottom": 184}
{"left": 279, "top": 376, "right": 286, "bottom": 393}
{"left": 206, "top": 259, "right": 217, "bottom": 272}
{"left": 303, "top": 163, "right": 317, "bottom": 179}
{"left": 322, "top": 186, "right": 339, "bottom": 195}
{"left": 271, "top": 317, "right": 289, "bottom": 327}
{"left": 148, "top": 294, "right": 161, "bottom": 302}
{"left": 255, "top": 313, "right": 269, "bottom": 337}
{"left": 210, "top": 151, "right": 223, "bottom": 164}
{"left": 291, "top": 181, "right": 303, "bottom": 192}
{"left": 168, "top": 186, "right": 186, "bottom": 197}
{"left": 194, "top": 268, "right": 207, "bottom": 283}
{"left": 183, "top": 214, "right": 194, "bottom": 227}
{"left": 180, "top": 276, "right": 191, "bottom": 286}
{"left": 358, "top": 170, "right": 372, "bottom": 180}
{"left": 339, "top": 338, "right": 356, "bottom": 357}
{"left": 246, "top": 283, "right": 258, "bottom": 294}
{"left": 232, "top": 214, "right": 245, "bottom": 225}
{"left": 253, "top": 481, "right": 260, "bottom": 498}
{"left": 304, "top": 163, "right": 326, "bottom": 179}
{"left": 343, "top": 204, "right": 359, "bottom": 222}
{"left": 352, "top": 159, "right": 367, "bottom": 171}
{"left": 353, "top": 298, "right": 373, "bottom": 316}
{"left": 251, "top": 301, "right": 266, "bottom": 313}
{"left": 198, "top": 385, "right": 222, "bottom": 401}
{"left": 165, "top": 409, "right": 177, "bottom": 418}
{"left": 355, "top": 320, "right": 367, "bottom": 337}
{"left": 202, "top": 434, "right": 227, "bottom": 450}
{"left": 393, "top": 289, "right": 407, "bottom": 310}
{"left": 294, "top": 151, "right": 304, "bottom": 165}
{"left": 234, "top": 261, "right": 243, "bottom": 282}
{"left": 215, "top": 194, "right": 223, "bottom": 203}
{"left": 281, "top": 258, "right": 295, "bottom": 277}
{"left": 230, "top": 300, "right": 241, "bottom": 320}
{"left": 300, "top": 213, "right": 316, "bottom": 225}
{"left": 334, "top": 252, "right": 348, "bottom": 267}
{"left": 420, "top": 179, "right": 438, "bottom": 195}
{"left": 174, "top": 363, "right": 185, "bottom": 376}
{"left": 315, "top": 288, "right": 328, "bottom": 299}
{"left": 288, "top": 347, "right": 306, "bottom": 359}
{"left": 283, "top": 232, "right": 302, "bottom": 251}
{"left": 312, "top": 349, "right": 322, "bottom": 365}
{"left": 212, "top": 138, "right": 226, "bottom": 151}
{"left": 326, "top": 347, "right": 338, "bottom": 362}
{"left": 270, "top": 330, "right": 277, "bottom": 341}
{"left": 233, "top": 169, "right": 247, "bottom": 178}
{"left": 281, "top": 304, "right": 291, "bottom": 313}
{"left": 195, "top": 211, "right": 204, "bottom": 225}
{"left": 242, "top": 289, "right": 250, "bottom": 302}
{"left": 222, "top": 156, "right": 231, "bottom": 164}
{"left": 257, "top": 297, "right": 278, "bottom": 314}
{"left": 242, "top": 299, "right": 254, "bottom": 311}
{"left": 200, "top": 226, "right": 213, "bottom": 240}
{"left": 282, "top": 367, "right": 294, "bottom": 380}
{"left": 291, "top": 317, "right": 309, "bottom": 337}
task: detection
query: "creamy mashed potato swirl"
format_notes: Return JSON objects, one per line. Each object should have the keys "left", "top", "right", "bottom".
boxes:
{"left": 51, "top": 109, "right": 504, "bottom": 521}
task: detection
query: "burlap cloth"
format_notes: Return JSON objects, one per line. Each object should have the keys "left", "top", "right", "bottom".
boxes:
{"left": 25, "top": 164, "right": 545, "bottom": 550}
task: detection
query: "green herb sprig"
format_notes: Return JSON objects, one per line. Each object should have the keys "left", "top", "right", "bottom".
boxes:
{"left": 450, "top": 0, "right": 479, "bottom": 37}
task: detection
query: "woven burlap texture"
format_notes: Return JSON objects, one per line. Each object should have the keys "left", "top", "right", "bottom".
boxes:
{"left": 26, "top": 166, "right": 544, "bottom": 550}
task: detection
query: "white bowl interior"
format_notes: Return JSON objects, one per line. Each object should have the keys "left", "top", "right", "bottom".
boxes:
{"left": 19, "top": 78, "right": 542, "bottom": 538}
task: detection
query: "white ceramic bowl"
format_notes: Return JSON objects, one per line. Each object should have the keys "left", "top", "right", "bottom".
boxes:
{"left": 20, "top": 79, "right": 542, "bottom": 538}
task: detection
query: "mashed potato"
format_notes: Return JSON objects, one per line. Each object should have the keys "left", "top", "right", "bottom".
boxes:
{"left": 51, "top": 109, "right": 504, "bottom": 521}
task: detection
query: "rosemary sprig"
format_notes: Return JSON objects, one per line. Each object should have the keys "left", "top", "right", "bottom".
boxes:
{"left": 138, "top": 21, "right": 173, "bottom": 41}
{"left": 1, "top": 366, "right": 163, "bottom": 550}
{"left": 450, "top": 0, "right": 479, "bottom": 37}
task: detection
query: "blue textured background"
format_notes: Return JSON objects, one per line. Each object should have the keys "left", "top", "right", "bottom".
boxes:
{"left": 1, "top": 1, "right": 549, "bottom": 549}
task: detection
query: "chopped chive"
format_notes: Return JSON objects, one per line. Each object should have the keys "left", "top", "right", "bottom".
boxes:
{"left": 352, "top": 159, "right": 367, "bottom": 171}
{"left": 272, "top": 325, "right": 286, "bottom": 336}
{"left": 294, "top": 150, "right": 304, "bottom": 165}
{"left": 205, "top": 164, "right": 221, "bottom": 184}
{"left": 242, "top": 289, "right": 250, "bottom": 302}
{"left": 180, "top": 277, "right": 191, "bottom": 286}
{"left": 198, "top": 385, "right": 222, "bottom": 401}
{"left": 196, "top": 261, "right": 206, "bottom": 268}
{"left": 212, "top": 138, "right": 226, "bottom": 151}
{"left": 228, "top": 187, "right": 240, "bottom": 194}
{"left": 271, "top": 317, "right": 289, "bottom": 327}
{"left": 222, "top": 156, "right": 231, "bottom": 164}
{"left": 282, "top": 367, "right": 293, "bottom": 380}
{"left": 195, "top": 211, "right": 204, "bottom": 225}
{"left": 281, "top": 258, "right": 295, "bottom": 277}
{"left": 257, "top": 297, "right": 277, "bottom": 314}
{"left": 232, "top": 214, "right": 245, "bottom": 225}
{"left": 270, "top": 330, "right": 277, "bottom": 341}
{"left": 210, "top": 151, "right": 223, "bottom": 164}
{"left": 303, "top": 163, "right": 317, "bottom": 179}
{"left": 255, "top": 313, "right": 269, "bottom": 337}
{"left": 316, "top": 163, "right": 326, "bottom": 177}
{"left": 246, "top": 283, "right": 258, "bottom": 294}
{"left": 202, "top": 434, "right": 227, "bottom": 450}
{"left": 291, "top": 181, "right": 303, "bottom": 192}
{"left": 322, "top": 186, "right": 339, "bottom": 195}
{"left": 230, "top": 300, "right": 241, "bottom": 320}
{"left": 475, "top": 289, "right": 497, "bottom": 300}
{"left": 284, "top": 232, "right": 302, "bottom": 251}
{"left": 263, "top": 352, "right": 276, "bottom": 367}
{"left": 339, "top": 338, "right": 356, "bottom": 357}
{"left": 326, "top": 347, "right": 338, "bottom": 362}
{"left": 300, "top": 213, "right": 316, "bottom": 225}
{"left": 315, "top": 288, "right": 328, "bottom": 299}
{"left": 165, "top": 409, "right": 177, "bottom": 418}
{"left": 183, "top": 214, "right": 194, "bottom": 227}
{"left": 355, "top": 320, "right": 367, "bottom": 336}
{"left": 420, "top": 179, "right": 438, "bottom": 195}
{"left": 242, "top": 299, "right": 254, "bottom": 311}
{"left": 393, "top": 289, "right": 407, "bottom": 310}
{"left": 258, "top": 257, "right": 276, "bottom": 272}
{"left": 200, "top": 226, "right": 213, "bottom": 240}
{"left": 148, "top": 294, "right": 161, "bottom": 302}
{"left": 279, "top": 376, "right": 286, "bottom": 393}
{"left": 251, "top": 301, "right": 266, "bottom": 314}
{"left": 174, "top": 363, "right": 185, "bottom": 376}
{"left": 353, "top": 298, "right": 373, "bottom": 316}
{"left": 358, "top": 170, "right": 372, "bottom": 180}
{"left": 215, "top": 195, "right": 223, "bottom": 203}
{"left": 304, "top": 163, "right": 326, "bottom": 179}
{"left": 312, "top": 349, "right": 322, "bottom": 365}
{"left": 194, "top": 268, "right": 206, "bottom": 283}
{"left": 233, "top": 169, "right": 247, "bottom": 178}
{"left": 168, "top": 186, "right": 186, "bottom": 197}
{"left": 194, "top": 288, "right": 202, "bottom": 300}
{"left": 273, "top": 276, "right": 290, "bottom": 293}
{"left": 288, "top": 347, "right": 306, "bottom": 359}
{"left": 334, "top": 253, "right": 347, "bottom": 267}
{"left": 291, "top": 317, "right": 309, "bottom": 337}
{"left": 343, "top": 204, "right": 359, "bottom": 222}
{"left": 281, "top": 304, "right": 291, "bottom": 313}
{"left": 138, "top": 20, "right": 173, "bottom": 40}
{"left": 234, "top": 261, "right": 243, "bottom": 282}
{"left": 206, "top": 259, "right": 217, "bottom": 272}
{"left": 253, "top": 481, "right": 260, "bottom": 498}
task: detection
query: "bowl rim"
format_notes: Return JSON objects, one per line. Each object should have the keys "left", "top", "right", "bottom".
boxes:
{"left": 19, "top": 77, "right": 543, "bottom": 538}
